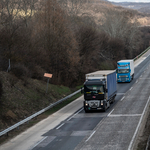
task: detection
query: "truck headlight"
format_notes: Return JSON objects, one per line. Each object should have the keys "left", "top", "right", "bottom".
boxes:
{"left": 101, "top": 100, "right": 103, "bottom": 105}
{"left": 85, "top": 101, "right": 88, "bottom": 106}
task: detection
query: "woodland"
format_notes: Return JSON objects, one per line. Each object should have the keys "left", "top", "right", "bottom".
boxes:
{"left": 0, "top": 0, "right": 150, "bottom": 86}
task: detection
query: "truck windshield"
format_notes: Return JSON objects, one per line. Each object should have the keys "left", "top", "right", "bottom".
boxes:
{"left": 84, "top": 85, "right": 104, "bottom": 94}
{"left": 118, "top": 69, "right": 129, "bottom": 73}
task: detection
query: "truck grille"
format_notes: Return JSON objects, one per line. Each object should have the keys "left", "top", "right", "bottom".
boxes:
{"left": 120, "top": 77, "right": 127, "bottom": 81}
{"left": 89, "top": 101, "right": 100, "bottom": 108}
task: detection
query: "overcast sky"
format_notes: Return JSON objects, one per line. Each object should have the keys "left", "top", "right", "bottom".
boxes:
{"left": 108, "top": 0, "right": 150, "bottom": 2}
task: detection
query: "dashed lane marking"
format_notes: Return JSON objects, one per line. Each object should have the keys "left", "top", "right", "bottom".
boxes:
{"left": 67, "top": 108, "right": 83, "bottom": 121}
{"left": 121, "top": 96, "right": 125, "bottom": 101}
{"left": 56, "top": 123, "right": 64, "bottom": 129}
{"left": 107, "top": 109, "right": 114, "bottom": 117}
{"left": 129, "top": 87, "right": 133, "bottom": 91}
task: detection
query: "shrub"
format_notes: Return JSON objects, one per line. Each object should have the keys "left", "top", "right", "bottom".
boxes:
{"left": 11, "top": 64, "right": 30, "bottom": 79}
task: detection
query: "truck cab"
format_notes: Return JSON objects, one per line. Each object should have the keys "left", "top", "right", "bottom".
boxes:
{"left": 117, "top": 60, "right": 134, "bottom": 83}
{"left": 83, "top": 79, "right": 108, "bottom": 112}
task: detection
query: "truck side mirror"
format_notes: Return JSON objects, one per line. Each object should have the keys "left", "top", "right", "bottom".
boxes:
{"left": 105, "top": 89, "right": 108, "bottom": 93}
{"left": 81, "top": 87, "right": 84, "bottom": 94}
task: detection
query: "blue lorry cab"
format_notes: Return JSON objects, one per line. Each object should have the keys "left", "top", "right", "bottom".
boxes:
{"left": 117, "top": 60, "right": 134, "bottom": 83}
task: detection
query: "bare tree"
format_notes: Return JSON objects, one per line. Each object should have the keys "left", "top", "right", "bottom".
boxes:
{"left": 100, "top": 8, "right": 141, "bottom": 58}
{"left": 21, "top": 0, "right": 39, "bottom": 26}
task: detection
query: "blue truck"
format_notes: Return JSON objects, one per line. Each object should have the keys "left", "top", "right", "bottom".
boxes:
{"left": 116, "top": 60, "right": 134, "bottom": 83}
{"left": 81, "top": 70, "right": 117, "bottom": 112}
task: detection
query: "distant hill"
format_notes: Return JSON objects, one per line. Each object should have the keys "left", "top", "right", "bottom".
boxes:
{"left": 111, "top": 2, "right": 150, "bottom": 14}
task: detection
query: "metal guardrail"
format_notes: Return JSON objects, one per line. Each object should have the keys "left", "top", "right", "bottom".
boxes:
{"left": 133, "top": 46, "right": 150, "bottom": 61}
{"left": 1, "top": 46, "right": 150, "bottom": 138}
{"left": 0, "top": 89, "right": 81, "bottom": 137}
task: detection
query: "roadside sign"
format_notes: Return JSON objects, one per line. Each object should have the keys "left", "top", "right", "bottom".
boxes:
{"left": 44, "top": 73, "right": 53, "bottom": 93}
{"left": 44, "top": 73, "right": 52, "bottom": 78}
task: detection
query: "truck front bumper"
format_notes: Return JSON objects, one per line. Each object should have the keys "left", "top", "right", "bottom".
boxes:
{"left": 117, "top": 77, "right": 130, "bottom": 82}
{"left": 84, "top": 100, "right": 105, "bottom": 110}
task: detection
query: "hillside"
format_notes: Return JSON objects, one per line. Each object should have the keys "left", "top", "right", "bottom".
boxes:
{"left": 111, "top": 2, "right": 150, "bottom": 12}
{"left": 0, "top": 71, "right": 80, "bottom": 131}
{"left": 110, "top": 2, "right": 150, "bottom": 25}
{"left": 72, "top": 0, "right": 150, "bottom": 26}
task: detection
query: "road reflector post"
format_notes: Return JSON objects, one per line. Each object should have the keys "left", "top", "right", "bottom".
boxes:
{"left": 44, "top": 73, "right": 53, "bottom": 93}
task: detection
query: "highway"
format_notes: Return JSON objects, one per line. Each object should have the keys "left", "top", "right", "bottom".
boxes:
{"left": 1, "top": 51, "right": 150, "bottom": 150}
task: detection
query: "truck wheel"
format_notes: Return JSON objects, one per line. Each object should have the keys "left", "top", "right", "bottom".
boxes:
{"left": 113, "top": 98, "right": 115, "bottom": 103}
{"left": 132, "top": 75, "right": 134, "bottom": 80}
{"left": 108, "top": 101, "right": 110, "bottom": 108}
{"left": 103, "top": 104, "right": 107, "bottom": 112}
{"left": 110, "top": 99, "right": 113, "bottom": 104}
{"left": 112, "top": 96, "right": 116, "bottom": 103}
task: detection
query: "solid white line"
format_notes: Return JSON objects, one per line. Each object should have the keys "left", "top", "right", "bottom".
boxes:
{"left": 129, "top": 87, "right": 133, "bottom": 91}
{"left": 31, "top": 136, "right": 48, "bottom": 150}
{"left": 136, "top": 80, "right": 138, "bottom": 83}
{"left": 128, "top": 96, "right": 150, "bottom": 150}
{"left": 56, "top": 123, "right": 64, "bottom": 129}
{"left": 140, "top": 75, "right": 143, "bottom": 78}
{"left": 86, "top": 131, "right": 96, "bottom": 142}
{"left": 67, "top": 108, "right": 83, "bottom": 121}
{"left": 107, "top": 109, "right": 114, "bottom": 117}
{"left": 109, "top": 114, "right": 141, "bottom": 117}
{"left": 121, "top": 96, "right": 125, "bottom": 101}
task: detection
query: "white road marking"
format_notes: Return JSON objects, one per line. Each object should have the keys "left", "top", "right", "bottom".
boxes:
{"left": 129, "top": 87, "right": 133, "bottom": 91}
{"left": 67, "top": 108, "right": 83, "bottom": 121}
{"left": 30, "top": 136, "right": 48, "bottom": 150}
{"left": 56, "top": 123, "right": 64, "bottom": 129}
{"left": 140, "top": 75, "right": 143, "bottom": 78}
{"left": 136, "top": 80, "right": 138, "bottom": 83}
{"left": 121, "top": 96, "right": 125, "bottom": 101}
{"left": 107, "top": 109, "right": 114, "bottom": 117}
{"left": 109, "top": 114, "right": 141, "bottom": 117}
{"left": 117, "top": 93, "right": 125, "bottom": 95}
{"left": 128, "top": 96, "right": 150, "bottom": 150}
{"left": 86, "top": 131, "right": 96, "bottom": 142}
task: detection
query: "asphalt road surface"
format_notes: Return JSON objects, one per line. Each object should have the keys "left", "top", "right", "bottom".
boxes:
{"left": 1, "top": 51, "right": 150, "bottom": 150}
